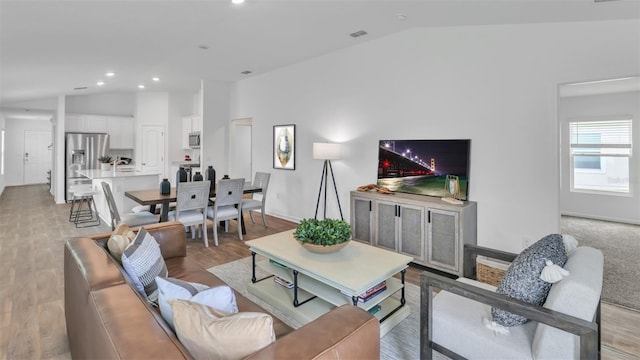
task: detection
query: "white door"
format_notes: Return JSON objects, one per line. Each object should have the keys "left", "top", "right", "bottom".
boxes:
{"left": 141, "top": 125, "right": 164, "bottom": 173}
{"left": 230, "top": 118, "right": 252, "bottom": 180}
{"left": 24, "top": 130, "right": 52, "bottom": 184}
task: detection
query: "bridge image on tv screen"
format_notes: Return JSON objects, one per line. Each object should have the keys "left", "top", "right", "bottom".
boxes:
{"left": 377, "top": 139, "right": 470, "bottom": 200}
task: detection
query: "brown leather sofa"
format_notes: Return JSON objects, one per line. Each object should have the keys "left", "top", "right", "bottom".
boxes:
{"left": 64, "top": 221, "right": 380, "bottom": 359}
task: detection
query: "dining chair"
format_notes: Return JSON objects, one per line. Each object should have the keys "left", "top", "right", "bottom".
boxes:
{"left": 101, "top": 182, "right": 159, "bottom": 230}
{"left": 168, "top": 181, "right": 211, "bottom": 247}
{"left": 206, "top": 178, "right": 245, "bottom": 246}
{"left": 242, "top": 172, "right": 271, "bottom": 227}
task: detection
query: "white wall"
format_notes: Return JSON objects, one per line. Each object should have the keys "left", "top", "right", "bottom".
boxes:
{"left": 66, "top": 93, "right": 135, "bottom": 116}
{"left": 54, "top": 96, "right": 66, "bottom": 203}
{"left": 559, "top": 91, "right": 640, "bottom": 223}
{"left": 0, "top": 112, "right": 5, "bottom": 196}
{"left": 201, "top": 80, "right": 231, "bottom": 178}
{"left": 4, "top": 118, "right": 52, "bottom": 186}
{"left": 230, "top": 20, "right": 640, "bottom": 253}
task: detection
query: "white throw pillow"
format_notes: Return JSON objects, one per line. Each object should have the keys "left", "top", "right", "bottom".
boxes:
{"left": 156, "top": 276, "right": 239, "bottom": 329}
{"left": 121, "top": 227, "right": 168, "bottom": 302}
{"left": 170, "top": 299, "right": 275, "bottom": 360}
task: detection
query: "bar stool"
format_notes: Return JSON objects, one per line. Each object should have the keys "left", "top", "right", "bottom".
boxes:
{"left": 69, "top": 185, "right": 101, "bottom": 227}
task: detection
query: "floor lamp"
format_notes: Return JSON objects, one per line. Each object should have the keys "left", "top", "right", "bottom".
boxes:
{"left": 313, "top": 142, "right": 343, "bottom": 220}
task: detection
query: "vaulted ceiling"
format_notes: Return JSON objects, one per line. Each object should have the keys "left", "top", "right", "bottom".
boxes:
{"left": 1, "top": 0, "right": 639, "bottom": 107}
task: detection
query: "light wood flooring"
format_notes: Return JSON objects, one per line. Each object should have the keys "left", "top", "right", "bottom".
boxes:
{"left": 0, "top": 184, "right": 638, "bottom": 359}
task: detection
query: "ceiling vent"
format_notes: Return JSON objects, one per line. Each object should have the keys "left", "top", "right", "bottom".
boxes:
{"left": 241, "top": 70, "right": 252, "bottom": 74}
{"left": 350, "top": 30, "right": 368, "bottom": 38}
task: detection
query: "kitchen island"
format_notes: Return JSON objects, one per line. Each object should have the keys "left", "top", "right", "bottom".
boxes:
{"left": 78, "top": 169, "right": 161, "bottom": 227}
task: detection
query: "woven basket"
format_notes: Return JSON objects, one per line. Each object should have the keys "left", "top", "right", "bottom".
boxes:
{"left": 476, "top": 256, "right": 510, "bottom": 287}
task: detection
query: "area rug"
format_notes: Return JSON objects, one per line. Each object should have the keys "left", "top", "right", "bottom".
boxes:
{"left": 560, "top": 216, "right": 640, "bottom": 310}
{"left": 209, "top": 256, "right": 445, "bottom": 360}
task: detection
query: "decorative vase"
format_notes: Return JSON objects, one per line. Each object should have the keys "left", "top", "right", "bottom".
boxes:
{"left": 296, "top": 239, "right": 351, "bottom": 254}
{"left": 206, "top": 166, "right": 216, "bottom": 193}
{"left": 176, "top": 167, "right": 188, "bottom": 184}
{"left": 193, "top": 172, "right": 203, "bottom": 181}
{"left": 160, "top": 178, "right": 170, "bottom": 195}
{"left": 100, "top": 163, "right": 110, "bottom": 171}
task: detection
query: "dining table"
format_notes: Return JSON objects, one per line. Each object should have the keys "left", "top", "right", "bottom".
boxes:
{"left": 125, "top": 184, "right": 261, "bottom": 234}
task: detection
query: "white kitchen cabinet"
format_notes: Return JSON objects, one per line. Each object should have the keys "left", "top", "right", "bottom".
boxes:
{"left": 191, "top": 116, "right": 202, "bottom": 133}
{"left": 66, "top": 114, "right": 108, "bottom": 133}
{"left": 182, "top": 117, "right": 191, "bottom": 149}
{"left": 65, "top": 114, "right": 84, "bottom": 132}
{"left": 66, "top": 114, "right": 134, "bottom": 149}
{"left": 107, "top": 116, "right": 135, "bottom": 149}
{"left": 350, "top": 190, "right": 477, "bottom": 276}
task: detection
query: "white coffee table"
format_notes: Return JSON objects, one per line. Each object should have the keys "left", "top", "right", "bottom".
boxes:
{"left": 245, "top": 229, "right": 412, "bottom": 337}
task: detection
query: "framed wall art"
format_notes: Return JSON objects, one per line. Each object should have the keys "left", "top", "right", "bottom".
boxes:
{"left": 273, "top": 124, "right": 295, "bottom": 170}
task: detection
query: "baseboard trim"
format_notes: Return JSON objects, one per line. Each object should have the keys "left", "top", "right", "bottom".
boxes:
{"left": 561, "top": 212, "right": 640, "bottom": 226}
{"left": 264, "top": 211, "right": 301, "bottom": 224}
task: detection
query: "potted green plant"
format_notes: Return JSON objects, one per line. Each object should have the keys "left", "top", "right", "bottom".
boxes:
{"left": 293, "top": 218, "right": 352, "bottom": 253}
{"left": 98, "top": 155, "right": 113, "bottom": 171}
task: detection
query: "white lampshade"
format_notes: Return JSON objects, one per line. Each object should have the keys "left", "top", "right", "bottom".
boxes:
{"left": 313, "top": 143, "right": 342, "bottom": 160}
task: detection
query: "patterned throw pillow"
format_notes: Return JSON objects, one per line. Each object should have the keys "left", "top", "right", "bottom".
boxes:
{"left": 492, "top": 234, "right": 568, "bottom": 327}
{"left": 156, "top": 277, "right": 239, "bottom": 330}
{"left": 121, "top": 227, "right": 168, "bottom": 302}
{"left": 170, "top": 299, "right": 275, "bottom": 360}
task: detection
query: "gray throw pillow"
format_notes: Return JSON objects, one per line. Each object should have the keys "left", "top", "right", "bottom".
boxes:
{"left": 121, "top": 227, "right": 168, "bottom": 303}
{"left": 492, "top": 234, "right": 568, "bottom": 327}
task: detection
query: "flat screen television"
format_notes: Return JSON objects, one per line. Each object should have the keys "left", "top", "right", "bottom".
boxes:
{"left": 377, "top": 139, "right": 471, "bottom": 200}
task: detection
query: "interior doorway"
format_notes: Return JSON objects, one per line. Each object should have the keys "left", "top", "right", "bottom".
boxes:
{"left": 558, "top": 76, "right": 640, "bottom": 224}
{"left": 230, "top": 118, "right": 252, "bottom": 181}
{"left": 141, "top": 125, "right": 165, "bottom": 173}
{"left": 23, "top": 130, "right": 52, "bottom": 184}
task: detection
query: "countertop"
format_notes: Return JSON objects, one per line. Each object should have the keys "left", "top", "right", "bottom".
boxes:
{"left": 78, "top": 169, "right": 162, "bottom": 179}
{"left": 170, "top": 160, "right": 201, "bottom": 167}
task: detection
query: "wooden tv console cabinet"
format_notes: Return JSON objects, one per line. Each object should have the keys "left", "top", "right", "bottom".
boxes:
{"left": 350, "top": 190, "right": 477, "bottom": 276}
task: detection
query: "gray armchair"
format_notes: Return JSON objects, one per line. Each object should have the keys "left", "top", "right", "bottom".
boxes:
{"left": 421, "top": 243, "right": 602, "bottom": 360}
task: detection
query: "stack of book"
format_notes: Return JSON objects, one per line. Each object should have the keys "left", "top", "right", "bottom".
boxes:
{"left": 341, "top": 281, "right": 387, "bottom": 303}
{"left": 274, "top": 276, "right": 294, "bottom": 289}
{"left": 358, "top": 281, "right": 386, "bottom": 303}
{"left": 368, "top": 304, "right": 382, "bottom": 315}
{"left": 269, "top": 259, "right": 288, "bottom": 269}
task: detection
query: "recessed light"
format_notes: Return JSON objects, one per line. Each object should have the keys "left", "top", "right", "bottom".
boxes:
{"left": 105, "top": 72, "right": 115, "bottom": 77}
{"left": 397, "top": 14, "right": 407, "bottom": 21}
{"left": 232, "top": 0, "right": 245, "bottom": 4}
{"left": 138, "top": 84, "right": 145, "bottom": 89}
{"left": 97, "top": 81, "right": 105, "bottom": 86}
{"left": 152, "top": 77, "right": 160, "bottom": 82}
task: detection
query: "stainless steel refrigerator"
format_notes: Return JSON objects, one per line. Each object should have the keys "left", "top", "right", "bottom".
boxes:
{"left": 65, "top": 132, "right": 110, "bottom": 202}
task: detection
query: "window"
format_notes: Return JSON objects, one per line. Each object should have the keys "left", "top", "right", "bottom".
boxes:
{"left": 569, "top": 119, "right": 632, "bottom": 194}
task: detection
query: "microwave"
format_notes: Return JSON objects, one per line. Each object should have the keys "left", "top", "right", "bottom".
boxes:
{"left": 188, "top": 132, "right": 201, "bottom": 148}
